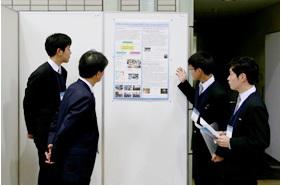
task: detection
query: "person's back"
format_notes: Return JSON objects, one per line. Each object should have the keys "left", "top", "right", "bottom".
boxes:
{"left": 25, "top": 63, "right": 67, "bottom": 138}
{"left": 53, "top": 80, "right": 99, "bottom": 153}
{"left": 46, "top": 50, "right": 108, "bottom": 184}
{"left": 23, "top": 33, "right": 72, "bottom": 184}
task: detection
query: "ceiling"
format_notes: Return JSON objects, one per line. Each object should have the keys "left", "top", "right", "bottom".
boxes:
{"left": 195, "top": 0, "right": 280, "bottom": 19}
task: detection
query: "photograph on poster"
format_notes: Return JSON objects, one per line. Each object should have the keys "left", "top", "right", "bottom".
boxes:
{"left": 127, "top": 58, "right": 141, "bottom": 68}
{"left": 128, "top": 73, "right": 139, "bottom": 80}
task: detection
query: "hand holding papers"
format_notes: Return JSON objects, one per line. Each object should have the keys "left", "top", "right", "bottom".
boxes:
{"left": 191, "top": 109, "right": 219, "bottom": 155}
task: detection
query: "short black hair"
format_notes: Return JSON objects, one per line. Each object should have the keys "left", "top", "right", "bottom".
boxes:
{"left": 45, "top": 33, "right": 72, "bottom": 57}
{"left": 79, "top": 50, "right": 108, "bottom": 78}
{"left": 188, "top": 51, "right": 214, "bottom": 75}
{"left": 228, "top": 56, "right": 259, "bottom": 85}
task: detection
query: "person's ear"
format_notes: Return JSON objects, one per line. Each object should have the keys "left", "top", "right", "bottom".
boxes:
{"left": 196, "top": 68, "right": 203, "bottom": 74}
{"left": 96, "top": 71, "right": 102, "bottom": 79}
{"left": 56, "top": 48, "right": 63, "bottom": 56}
{"left": 239, "top": 73, "right": 247, "bottom": 82}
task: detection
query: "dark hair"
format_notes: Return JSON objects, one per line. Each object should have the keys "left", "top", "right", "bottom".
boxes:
{"left": 79, "top": 50, "right": 108, "bottom": 78}
{"left": 45, "top": 33, "right": 72, "bottom": 57}
{"left": 228, "top": 56, "right": 259, "bottom": 85}
{"left": 188, "top": 51, "right": 214, "bottom": 75}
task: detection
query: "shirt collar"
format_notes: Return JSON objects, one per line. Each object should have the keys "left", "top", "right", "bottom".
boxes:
{"left": 79, "top": 77, "right": 94, "bottom": 94}
{"left": 199, "top": 75, "right": 215, "bottom": 93}
{"left": 48, "top": 59, "right": 61, "bottom": 73}
{"left": 238, "top": 85, "right": 256, "bottom": 106}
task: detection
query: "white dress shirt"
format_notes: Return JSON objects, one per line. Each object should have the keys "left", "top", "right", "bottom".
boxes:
{"left": 199, "top": 74, "right": 215, "bottom": 94}
{"left": 236, "top": 85, "right": 256, "bottom": 111}
{"left": 79, "top": 77, "right": 94, "bottom": 94}
{"left": 48, "top": 59, "right": 61, "bottom": 74}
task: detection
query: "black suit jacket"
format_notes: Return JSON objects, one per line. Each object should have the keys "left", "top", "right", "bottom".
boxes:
{"left": 48, "top": 79, "right": 99, "bottom": 184}
{"left": 178, "top": 80, "right": 229, "bottom": 156}
{"left": 23, "top": 62, "right": 67, "bottom": 148}
{"left": 224, "top": 91, "right": 270, "bottom": 184}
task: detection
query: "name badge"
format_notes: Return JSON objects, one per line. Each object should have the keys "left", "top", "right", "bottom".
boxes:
{"left": 226, "top": 125, "right": 233, "bottom": 138}
{"left": 60, "top": 92, "right": 65, "bottom": 101}
{"left": 191, "top": 108, "right": 199, "bottom": 123}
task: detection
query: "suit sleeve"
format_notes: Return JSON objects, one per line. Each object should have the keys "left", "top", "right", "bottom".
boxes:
{"left": 47, "top": 67, "right": 68, "bottom": 144}
{"left": 23, "top": 72, "right": 41, "bottom": 135}
{"left": 177, "top": 80, "right": 196, "bottom": 104}
{"left": 230, "top": 105, "right": 270, "bottom": 151}
{"left": 47, "top": 111, "right": 59, "bottom": 145}
{"left": 212, "top": 88, "right": 230, "bottom": 157}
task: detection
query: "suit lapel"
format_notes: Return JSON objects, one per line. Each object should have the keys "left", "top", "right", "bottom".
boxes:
{"left": 229, "top": 92, "right": 257, "bottom": 128}
{"left": 194, "top": 83, "right": 200, "bottom": 108}
{"left": 196, "top": 82, "right": 215, "bottom": 109}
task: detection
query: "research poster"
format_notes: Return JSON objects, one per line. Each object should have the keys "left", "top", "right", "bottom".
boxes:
{"left": 113, "top": 21, "right": 170, "bottom": 100}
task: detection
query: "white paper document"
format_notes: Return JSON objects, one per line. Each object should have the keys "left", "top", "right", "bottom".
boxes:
{"left": 199, "top": 118, "right": 219, "bottom": 138}
{"left": 200, "top": 128, "right": 218, "bottom": 155}
{"left": 191, "top": 108, "right": 219, "bottom": 138}
{"left": 191, "top": 108, "right": 219, "bottom": 155}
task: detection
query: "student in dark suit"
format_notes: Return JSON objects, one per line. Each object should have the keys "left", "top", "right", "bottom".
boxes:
{"left": 23, "top": 33, "right": 72, "bottom": 184}
{"left": 215, "top": 57, "right": 270, "bottom": 184}
{"left": 45, "top": 50, "right": 108, "bottom": 184}
{"left": 176, "top": 51, "right": 230, "bottom": 184}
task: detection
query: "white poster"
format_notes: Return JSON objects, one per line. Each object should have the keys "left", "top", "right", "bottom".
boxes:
{"left": 113, "top": 21, "right": 169, "bottom": 100}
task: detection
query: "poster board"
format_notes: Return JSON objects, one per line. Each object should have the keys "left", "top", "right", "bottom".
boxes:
{"left": 104, "top": 12, "right": 188, "bottom": 184}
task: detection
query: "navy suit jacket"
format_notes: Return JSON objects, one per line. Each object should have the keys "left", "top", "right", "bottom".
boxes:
{"left": 224, "top": 91, "right": 270, "bottom": 184}
{"left": 178, "top": 80, "right": 230, "bottom": 184}
{"left": 48, "top": 79, "right": 99, "bottom": 184}
{"left": 178, "top": 80, "right": 229, "bottom": 156}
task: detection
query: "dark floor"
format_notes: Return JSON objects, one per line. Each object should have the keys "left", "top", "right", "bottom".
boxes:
{"left": 191, "top": 153, "right": 280, "bottom": 185}
{"left": 258, "top": 153, "right": 280, "bottom": 180}
{"left": 257, "top": 153, "right": 280, "bottom": 185}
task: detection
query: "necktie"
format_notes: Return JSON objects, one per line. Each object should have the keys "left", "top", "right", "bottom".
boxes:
{"left": 199, "top": 83, "right": 203, "bottom": 95}
{"left": 58, "top": 67, "right": 61, "bottom": 74}
{"left": 234, "top": 95, "right": 241, "bottom": 114}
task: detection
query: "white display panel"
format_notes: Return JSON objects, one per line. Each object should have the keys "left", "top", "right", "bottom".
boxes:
{"left": 19, "top": 12, "right": 103, "bottom": 184}
{"left": 1, "top": 6, "right": 19, "bottom": 185}
{"left": 104, "top": 12, "right": 188, "bottom": 184}
{"left": 265, "top": 32, "right": 280, "bottom": 161}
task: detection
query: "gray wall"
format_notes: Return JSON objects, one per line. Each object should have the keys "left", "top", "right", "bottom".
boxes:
{"left": 1, "top": 6, "right": 19, "bottom": 185}
{"left": 236, "top": 3, "right": 280, "bottom": 95}
{"left": 265, "top": 32, "right": 280, "bottom": 161}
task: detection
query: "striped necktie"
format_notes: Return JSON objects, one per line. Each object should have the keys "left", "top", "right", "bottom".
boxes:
{"left": 233, "top": 96, "right": 241, "bottom": 114}
{"left": 199, "top": 83, "right": 203, "bottom": 95}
